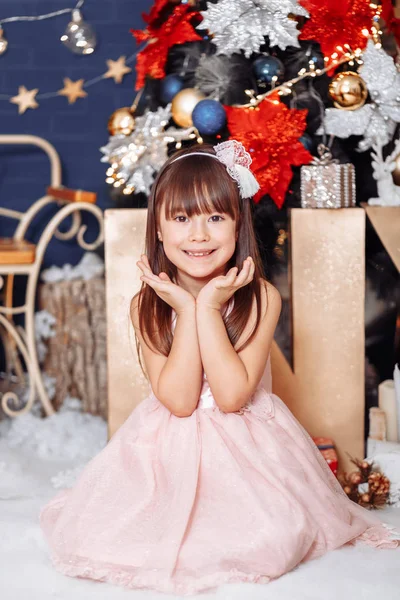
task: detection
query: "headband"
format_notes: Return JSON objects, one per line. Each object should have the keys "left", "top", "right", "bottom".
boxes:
{"left": 171, "top": 139, "right": 260, "bottom": 199}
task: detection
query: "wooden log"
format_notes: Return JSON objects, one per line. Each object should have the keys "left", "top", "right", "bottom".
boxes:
{"left": 38, "top": 278, "right": 107, "bottom": 418}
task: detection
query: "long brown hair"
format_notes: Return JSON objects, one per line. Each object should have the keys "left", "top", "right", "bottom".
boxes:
{"left": 133, "top": 144, "right": 267, "bottom": 374}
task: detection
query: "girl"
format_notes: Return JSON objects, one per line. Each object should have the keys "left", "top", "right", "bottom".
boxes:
{"left": 40, "top": 141, "right": 399, "bottom": 595}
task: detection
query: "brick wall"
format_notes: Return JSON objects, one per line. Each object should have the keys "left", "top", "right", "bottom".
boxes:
{"left": 0, "top": 0, "right": 149, "bottom": 266}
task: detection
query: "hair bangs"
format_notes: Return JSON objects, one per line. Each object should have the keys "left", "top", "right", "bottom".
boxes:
{"left": 157, "top": 153, "right": 240, "bottom": 222}
{"left": 134, "top": 143, "right": 268, "bottom": 370}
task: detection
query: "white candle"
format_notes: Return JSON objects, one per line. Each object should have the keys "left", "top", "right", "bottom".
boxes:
{"left": 378, "top": 380, "right": 398, "bottom": 442}
{"left": 368, "top": 407, "right": 386, "bottom": 441}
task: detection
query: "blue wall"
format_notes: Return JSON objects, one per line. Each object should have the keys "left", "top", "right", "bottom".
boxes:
{"left": 0, "top": 0, "right": 150, "bottom": 267}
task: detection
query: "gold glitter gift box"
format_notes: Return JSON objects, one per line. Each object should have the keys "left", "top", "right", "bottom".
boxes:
{"left": 301, "top": 144, "right": 356, "bottom": 209}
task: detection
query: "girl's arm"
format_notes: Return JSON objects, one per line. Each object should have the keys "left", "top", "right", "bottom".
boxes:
{"left": 131, "top": 255, "right": 203, "bottom": 417}
{"left": 196, "top": 279, "right": 281, "bottom": 413}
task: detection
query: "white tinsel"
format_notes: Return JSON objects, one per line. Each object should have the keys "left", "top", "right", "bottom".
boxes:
{"left": 368, "top": 139, "right": 400, "bottom": 206}
{"left": 34, "top": 310, "right": 56, "bottom": 363}
{"left": 319, "top": 40, "right": 400, "bottom": 151}
{"left": 163, "top": 125, "right": 199, "bottom": 143}
{"left": 100, "top": 105, "right": 172, "bottom": 195}
{"left": 41, "top": 251, "right": 104, "bottom": 283}
{"left": 200, "top": 0, "right": 309, "bottom": 57}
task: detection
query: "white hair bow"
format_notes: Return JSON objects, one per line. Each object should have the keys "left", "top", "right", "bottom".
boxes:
{"left": 214, "top": 140, "right": 260, "bottom": 199}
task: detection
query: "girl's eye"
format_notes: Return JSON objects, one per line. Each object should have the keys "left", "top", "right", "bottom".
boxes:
{"left": 173, "top": 214, "right": 224, "bottom": 222}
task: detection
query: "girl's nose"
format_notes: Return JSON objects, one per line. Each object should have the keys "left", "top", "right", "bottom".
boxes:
{"left": 189, "top": 221, "right": 210, "bottom": 241}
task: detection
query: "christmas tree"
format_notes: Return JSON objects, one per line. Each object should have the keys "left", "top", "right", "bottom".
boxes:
{"left": 101, "top": 0, "right": 400, "bottom": 281}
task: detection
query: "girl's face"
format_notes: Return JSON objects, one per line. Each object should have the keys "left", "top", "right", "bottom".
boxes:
{"left": 158, "top": 203, "right": 237, "bottom": 281}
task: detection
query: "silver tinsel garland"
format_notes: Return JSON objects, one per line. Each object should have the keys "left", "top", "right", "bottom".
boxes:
{"left": 200, "top": 0, "right": 308, "bottom": 57}
{"left": 100, "top": 106, "right": 199, "bottom": 196}
{"left": 319, "top": 40, "right": 400, "bottom": 151}
{"left": 100, "top": 105, "right": 172, "bottom": 195}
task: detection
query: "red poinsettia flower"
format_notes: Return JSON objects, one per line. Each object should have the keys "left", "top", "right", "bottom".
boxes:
{"left": 381, "top": 0, "right": 400, "bottom": 49}
{"left": 143, "top": 0, "right": 171, "bottom": 27}
{"left": 131, "top": 5, "right": 203, "bottom": 90}
{"left": 299, "top": 0, "right": 376, "bottom": 64}
{"left": 225, "top": 96, "right": 312, "bottom": 208}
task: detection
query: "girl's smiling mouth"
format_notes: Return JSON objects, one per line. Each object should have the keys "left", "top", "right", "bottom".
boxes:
{"left": 183, "top": 249, "right": 217, "bottom": 258}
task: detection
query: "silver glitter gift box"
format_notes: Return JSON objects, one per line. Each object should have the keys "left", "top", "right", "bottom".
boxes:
{"left": 301, "top": 145, "right": 356, "bottom": 209}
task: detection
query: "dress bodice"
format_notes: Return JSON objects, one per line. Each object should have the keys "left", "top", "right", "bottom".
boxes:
{"left": 171, "top": 302, "right": 272, "bottom": 410}
{"left": 196, "top": 356, "right": 272, "bottom": 409}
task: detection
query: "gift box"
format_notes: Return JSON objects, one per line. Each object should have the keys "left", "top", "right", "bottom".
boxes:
{"left": 301, "top": 144, "right": 355, "bottom": 209}
{"left": 312, "top": 437, "right": 338, "bottom": 477}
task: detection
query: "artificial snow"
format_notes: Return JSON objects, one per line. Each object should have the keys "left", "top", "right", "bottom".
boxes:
{"left": 1, "top": 402, "right": 400, "bottom": 599}
{"left": 40, "top": 252, "right": 104, "bottom": 283}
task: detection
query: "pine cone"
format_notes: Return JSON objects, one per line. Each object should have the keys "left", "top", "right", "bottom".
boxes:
{"left": 349, "top": 471, "right": 362, "bottom": 485}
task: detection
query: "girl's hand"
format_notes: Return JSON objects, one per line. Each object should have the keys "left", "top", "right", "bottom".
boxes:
{"left": 196, "top": 257, "right": 255, "bottom": 310}
{"left": 137, "top": 255, "right": 195, "bottom": 314}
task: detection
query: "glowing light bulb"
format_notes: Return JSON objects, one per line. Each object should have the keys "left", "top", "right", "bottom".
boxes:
{"left": 61, "top": 9, "right": 96, "bottom": 55}
{"left": 0, "top": 27, "right": 8, "bottom": 56}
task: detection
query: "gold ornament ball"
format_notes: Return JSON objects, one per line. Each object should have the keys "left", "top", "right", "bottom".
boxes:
{"left": 171, "top": 88, "right": 205, "bottom": 128}
{"left": 108, "top": 107, "right": 136, "bottom": 136}
{"left": 329, "top": 71, "right": 368, "bottom": 111}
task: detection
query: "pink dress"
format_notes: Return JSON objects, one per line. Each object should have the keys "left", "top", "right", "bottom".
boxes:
{"left": 40, "top": 308, "right": 399, "bottom": 595}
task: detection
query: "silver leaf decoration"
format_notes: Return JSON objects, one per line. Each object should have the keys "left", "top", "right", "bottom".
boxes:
{"left": 200, "top": 0, "right": 309, "bottom": 57}
{"left": 100, "top": 105, "right": 172, "bottom": 195}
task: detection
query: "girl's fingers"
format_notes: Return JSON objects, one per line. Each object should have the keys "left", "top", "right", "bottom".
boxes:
{"left": 140, "top": 274, "right": 164, "bottom": 289}
{"left": 216, "top": 267, "right": 237, "bottom": 288}
{"left": 139, "top": 257, "right": 170, "bottom": 283}
{"left": 227, "top": 266, "right": 238, "bottom": 282}
{"left": 245, "top": 258, "right": 255, "bottom": 284}
{"left": 244, "top": 258, "right": 255, "bottom": 280}
{"left": 137, "top": 258, "right": 156, "bottom": 279}
{"left": 159, "top": 272, "right": 171, "bottom": 281}
{"left": 235, "top": 258, "right": 252, "bottom": 286}
{"left": 138, "top": 255, "right": 151, "bottom": 270}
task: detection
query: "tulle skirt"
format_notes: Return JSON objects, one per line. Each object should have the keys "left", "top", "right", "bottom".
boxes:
{"left": 40, "top": 388, "right": 399, "bottom": 595}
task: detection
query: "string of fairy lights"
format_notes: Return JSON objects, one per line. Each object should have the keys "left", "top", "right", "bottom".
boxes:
{"left": 0, "top": 0, "right": 146, "bottom": 113}
{"left": 0, "top": 0, "right": 95, "bottom": 56}
{"left": 0, "top": 0, "right": 384, "bottom": 117}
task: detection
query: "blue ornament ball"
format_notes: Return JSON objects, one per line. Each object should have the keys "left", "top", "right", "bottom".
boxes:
{"left": 253, "top": 55, "right": 285, "bottom": 89}
{"left": 160, "top": 74, "right": 185, "bottom": 104}
{"left": 192, "top": 99, "right": 227, "bottom": 136}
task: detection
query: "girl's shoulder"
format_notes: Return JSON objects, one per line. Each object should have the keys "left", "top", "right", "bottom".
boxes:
{"left": 258, "top": 278, "right": 282, "bottom": 317}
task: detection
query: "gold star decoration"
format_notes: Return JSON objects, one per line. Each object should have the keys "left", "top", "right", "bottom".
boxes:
{"left": 58, "top": 78, "right": 87, "bottom": 104}
{"left": 10, "top": 86, "right": 39, "bottom": 114}
{"left": 103, "top": 55, "right": 132, "bottom": 84}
